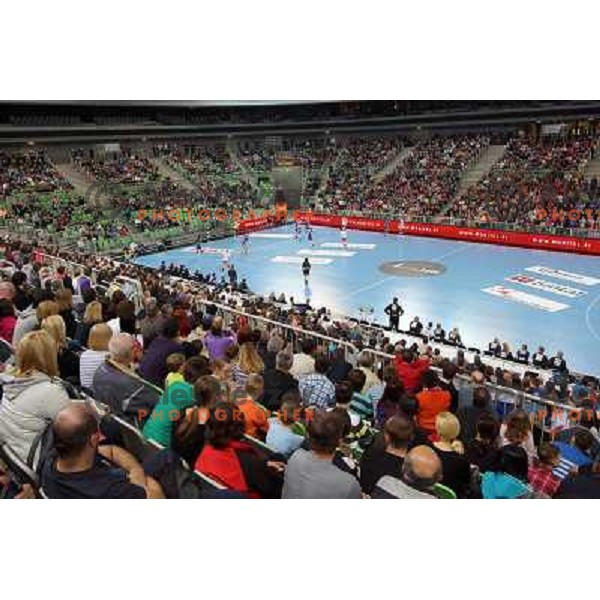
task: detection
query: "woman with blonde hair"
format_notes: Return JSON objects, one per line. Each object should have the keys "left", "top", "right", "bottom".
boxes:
{"left": 432, "top": 412, "right": 472, "bottom": 497}
{"left": 75, "top": 300, "right": 104, "bottom": 347}
{"left": 41, "top": 315, "right": 80, "bottom": 383}
{"left": 0, "top": 330, "right": 71, "bottom": 462}
{"left": 231, "top": 328, "right": 264, "bottom": 388}
{"left": 79, "top": 323, "right": 113, "bottom": 389}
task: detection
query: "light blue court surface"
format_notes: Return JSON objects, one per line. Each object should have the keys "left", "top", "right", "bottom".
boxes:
{"left": 134, "top": 224, "right": 600, "bottom": 376}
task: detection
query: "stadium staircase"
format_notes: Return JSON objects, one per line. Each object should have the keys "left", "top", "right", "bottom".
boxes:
{"left": 372, "top": 146, "right": 414, "bottom": 183}
{"left": 584, "top": 155, "right": 600, "bottom": 180}
{"left": 226, "top": 140, "right": 259, "bottom": 190}
{"left": 55, "top": 161, "right": 93, "bottom": 197}
{"left": 148, "top": 158, "right": 196, "bottom": 191}
{"left": 455, "top": 143, "right": 507, "bottom": 197}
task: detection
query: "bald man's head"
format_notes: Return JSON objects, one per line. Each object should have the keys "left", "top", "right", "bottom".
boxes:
{"left": 53, "top": 403, "right": 99, "bottom": 460}
{"left": 402, "top": 446, "right": 443, "bottom": 490}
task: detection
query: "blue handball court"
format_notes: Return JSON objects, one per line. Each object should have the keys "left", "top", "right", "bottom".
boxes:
{"left": 135, "top": 223, "right": 600, "bottom": 376}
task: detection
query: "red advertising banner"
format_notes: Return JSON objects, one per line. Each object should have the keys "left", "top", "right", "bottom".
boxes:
{"left": 293, "top": 212, "right": 600, "bottom": 256}
{"left": 237, "top": 216, "right": 270, "bottom": 233}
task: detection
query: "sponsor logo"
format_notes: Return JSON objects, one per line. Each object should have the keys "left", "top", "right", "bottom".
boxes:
{"left": 525, "top": 266, "right": 600, "bottom": 286}
{"left": 379, "top": 260, "right": 447, "bottom": 277}
{"left": 506, "top": 274, "right": 587, "bottom": 299}
{"left": 482, "top": 285, "right": 569, "bottom": 312}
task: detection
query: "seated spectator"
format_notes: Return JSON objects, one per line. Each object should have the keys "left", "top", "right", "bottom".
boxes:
{"left": 516, "top": 344, "right": 530, "bottom": 364}
{"left": 433, "top": 323, "right": 445, "bottom": 342}
{"left": 262, "top": 350, "right": 298, "bottom": 411}
{"left": 438, "top": 361, "right": 459, "bottom": 413}
{"left": 290, "top": 338, "right": 316, "bottom": 379}
{"left": 375, "top": 380, "right": 406, "bottom": 428}
{"left": 554, "top": 462, "right": 600, "bottom": 499}
{"left": 409, "top": 316, "right": 423, "bottom": 336}
{"left": 195, "top": 402, "right": 283, "bottom": 498}
{"left": 0, "top": 330, "right": 71, "bottom": 461}
{"left": 237, "top": 373, "right": 269, "bottom": 440}
{"left": 266, "top": 398, "right": 305, "bottom": 459}
{"left": 79, "top": 323, "right": 112, "bottom": 389}
{"left": 41, "top": 315, "right": 80, "bottom": 384}
{"left": 331, "top": 381, "right": 369, "bottom": 442}
{"left": 465, "top": 413, "right": 501, "bottom": 473}
{"left": 500, "top": 409, "right": 536, "bottom": 463}
{"left": 139, "top": 317, "right": 184, "bottom": 386}
{"left": 282, "top": 410, "right": 362, "bottom": 499}
{"left": 55, "top": 288, "right": 77, "bottom": 340}
{"left": 41, "top": 403, "right": 163, "bottom": 499}
{"left": 532, "top": 346, "right": 548, "bottom": 369}
{"left": 143, "top": 357, "right": 210, "bottom": 447}
{"left": 12, "top": 298, "right": 58, "bottom": 347}
{"left": 203, "top": 316, "right": 235, "bottom": 360}
{"left": 231, "top": 328, "right": 264, "bottom": 388}
{"left": 456, "top": 385, "right": 493, "bottom": 444}
{"left": 481, "top": 444, "right": 535, "bottom": 499}
{"left": 359, "top": 415, "right": 414, "bottom": 494}
{"left": 172, "top": 375, "right": 223, "bottom": 467}
{"left": 165, "top": 353, "right": 186, "bottom": 388}
{"left": 348, "top": 368, "right": 373, "bottom": 420}
{"left": 139, "top": 297, "right": 165, "bottom": 350}
{"left": 357, "top": 351, "right": 381, "bottom": 394}
{"left": 0, "top": 299, "right": 17, "bottom": 343}
{"left": 74, "top": 300, "right": 104, "bottom": 347}
{"left": 395, "top": 349, "right": 430, "bottom": 394}
{"left": 299, "top": 354, "right": 335, "bottom": 409}
{"left": 371, "top": 445, "right": 443, "bottom": 499}
{"left": 549, "top": 350, "right": 567, "bottom": 373}
{"left": 553, "top": 429, "right": 595, "bottom": 479}
{"left": 367, "top": 364, "right": 399, "bottom": 420}
{"left": 93, "top": 333, "right": 160, "bottom": 420}
{"left": 416, "top": 370, "right": 451, "bottom": 435}
{"left": 431, "top": 412, "right": 471, "bottom": 497}
{"left": 528, "top": 443, "right": 562, "bottom": 497}
{"left": 327, "top": 346, "right": 352, "bottom": 383}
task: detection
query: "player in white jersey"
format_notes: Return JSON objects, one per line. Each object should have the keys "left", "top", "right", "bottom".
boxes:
{"left": 221, "top": 249, "right": 231, "bottom": 271}
{"left": 340, "top": 226, "right": 348, "bottom": 249}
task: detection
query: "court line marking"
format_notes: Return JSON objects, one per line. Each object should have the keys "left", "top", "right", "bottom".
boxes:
{"left": 585, "top": 292, "right": 600, "bottom": 343}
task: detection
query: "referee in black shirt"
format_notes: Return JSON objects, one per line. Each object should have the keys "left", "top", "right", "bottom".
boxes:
{"left": 384, "top": 297, "right": 404, "bottom": 332}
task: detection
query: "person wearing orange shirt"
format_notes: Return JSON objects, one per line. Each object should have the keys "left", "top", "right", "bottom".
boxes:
{"left": 416, "top": 370, "right": 451, "bottom": 435}
{"left": 236, "top": 373, "right": 270, "bottom": 440}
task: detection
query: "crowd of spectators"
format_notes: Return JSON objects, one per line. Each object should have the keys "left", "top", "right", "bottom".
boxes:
{"left": 450, "top": 135, "right": 598, "bottom": 228}
{"left": 72, "top": 148, "right": 161, "bottom": 184}
{"left": 0, "top": 151, "right": 73, "bottom": 199}
{"left": 356, "top": 135, "right": 489, "bottom": 216}
{"left": 0, "top": 234, "right": 598, "bottom": 499}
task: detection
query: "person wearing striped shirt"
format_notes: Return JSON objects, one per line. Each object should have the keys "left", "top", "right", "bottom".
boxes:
{"left": 348, "top": 369, "right": 374, "bottom": 421}
{"left": 553, "top": 430, "right": 595, "bottom": 480}
{"left": 79, "top": 323, "right": 112, "bottom": 389}
{"left": 299, "top": 354, "right": 335, "bottom": 409}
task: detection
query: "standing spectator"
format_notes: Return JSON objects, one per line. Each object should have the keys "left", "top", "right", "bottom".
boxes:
{"left": 464, "top": 413, "right": 501, "bottom": 473}
{"left": 384, "top": 297, "right": 404, "bottom": 332}
{"left": 357, "top": 352, "right": 381, "bottom": 394}
{"left": 375, "top": 381, "right": 405, "bottom": 428}
{"left": 298, "top": 354, "right": 335, "bottom": 409}
{"left": 456, "top": 386, "right": 492, "bottom": 444}
{"left": 55, "top": 288, "right": 77, "bottom": 340}
{"left": 282, "top": 410, "right": 362, "bottom": 499}
{"left": 438, "top": 361, "right": 459, "bottom": 413}
{"left": 416, "top": 370, "right": 451, "bottom": 435}
{"left": 394, "top": 349, "right": 430, "bottom": 394}
{"left": 139, "top": 297, "right": 165, "bottom": 350}
{"left": 327, "top": 346, "right": 352, "bottom": 383}
{"left": 203, "top": 316, "right": 236, "bottom": 361}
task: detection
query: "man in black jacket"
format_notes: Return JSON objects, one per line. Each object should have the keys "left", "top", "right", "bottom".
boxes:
{"left": 384, "top": 297, "right": 404, "bottom": 332}
{"left": 261, "top": 351, "right": 298, "bottom": 411}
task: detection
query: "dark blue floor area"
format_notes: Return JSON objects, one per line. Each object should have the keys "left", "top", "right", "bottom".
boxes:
{"left": 134, "top": 224, "right": 600, "bottom": 375}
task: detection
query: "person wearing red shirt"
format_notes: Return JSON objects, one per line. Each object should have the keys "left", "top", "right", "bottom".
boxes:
{"left": 395, "top": 349, "right": 430, "bottom": 395}
{"left": 416, "top": 370, "right": 451, "bottom": 435}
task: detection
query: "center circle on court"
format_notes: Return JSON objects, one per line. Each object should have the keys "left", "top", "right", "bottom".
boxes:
{"left": 378, "top": 260, "right": 447, "bottom": 277}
